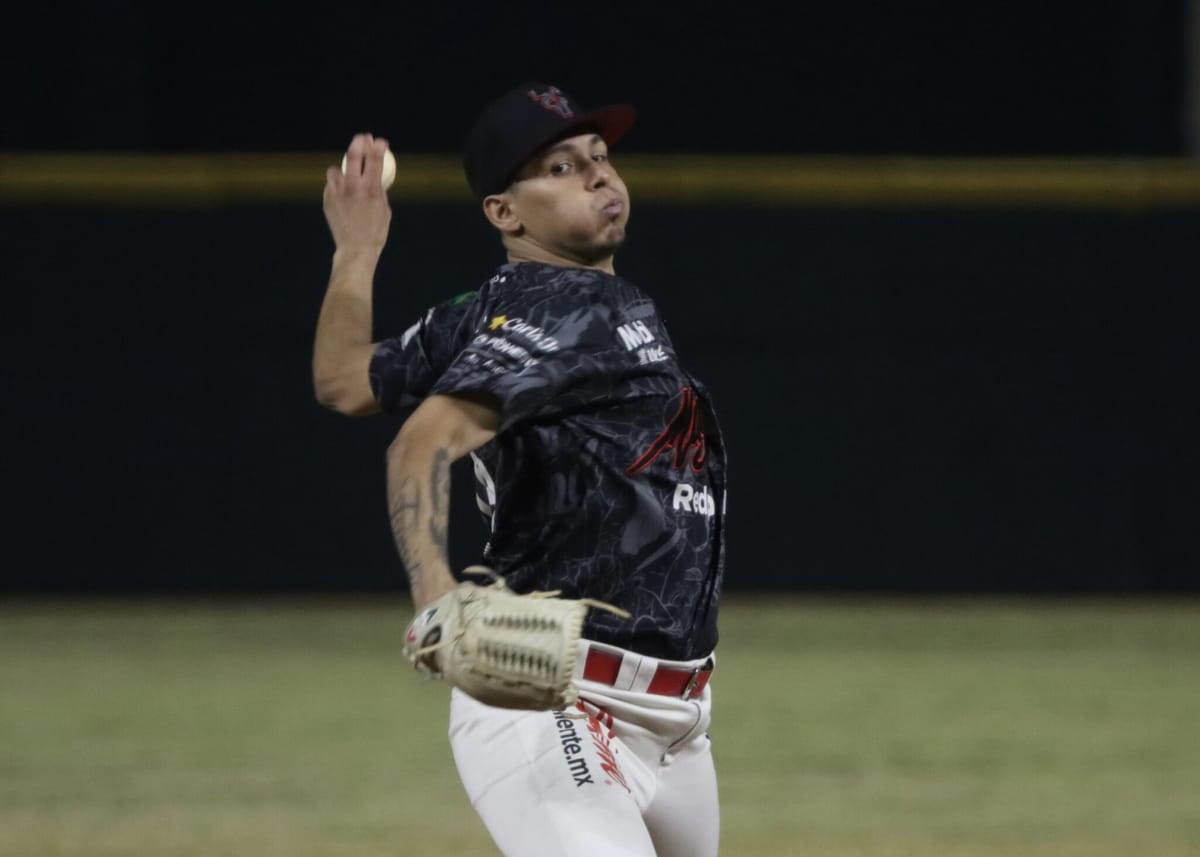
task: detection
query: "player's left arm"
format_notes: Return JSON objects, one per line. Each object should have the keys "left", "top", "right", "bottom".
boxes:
{"left": 386, "top": 392, "right": 501, "bottom": 609}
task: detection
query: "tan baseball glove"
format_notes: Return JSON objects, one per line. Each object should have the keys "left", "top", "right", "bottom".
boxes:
{"left": 403, "top": 568, "right": 630, "bottom": 711}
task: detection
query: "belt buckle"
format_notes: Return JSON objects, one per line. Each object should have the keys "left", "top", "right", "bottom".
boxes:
{"left": 681, "top": 658, "right": 711, "bottom": 699}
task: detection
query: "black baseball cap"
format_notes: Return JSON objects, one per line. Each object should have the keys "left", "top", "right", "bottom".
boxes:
{"left": 463, "top": 81, "right": 636, "bottom": 200}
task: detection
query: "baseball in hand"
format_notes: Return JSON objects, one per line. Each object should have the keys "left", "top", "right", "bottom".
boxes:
{"left": 342, "top": 148, "right": 396, "bottom": 190}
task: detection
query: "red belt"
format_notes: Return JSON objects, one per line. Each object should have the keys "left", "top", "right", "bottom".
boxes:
{"left": 582, "top": 648, "right": 713, "bottom": 700}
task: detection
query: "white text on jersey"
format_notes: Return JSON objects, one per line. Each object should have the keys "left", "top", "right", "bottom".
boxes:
{"left": 617, "top": 321, "right": 668, "bottom": 365}
{"left": 673, "top": 483, "right": 716, "bottom": 517}
{"left": 617, "top": 320, "right": 655, "bottom": 351}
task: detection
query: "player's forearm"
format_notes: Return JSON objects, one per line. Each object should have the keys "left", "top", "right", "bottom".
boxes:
{"left": 386, "top": 432, "right": 457, "bottom": 610}
{"left": 312, "top": 250, "right": 382, "bottom": 415}
{"left": 387, "top": 395, "right": 501, "bottom": 608}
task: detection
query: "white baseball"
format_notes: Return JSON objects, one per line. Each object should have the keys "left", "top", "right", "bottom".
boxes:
{"left": 342, "top": 148, "right": 396, "bottom": 190}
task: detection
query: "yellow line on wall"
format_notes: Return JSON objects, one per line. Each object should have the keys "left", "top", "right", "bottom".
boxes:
{"left": 2, "top": 153, "right": 1199, "bottom": 208}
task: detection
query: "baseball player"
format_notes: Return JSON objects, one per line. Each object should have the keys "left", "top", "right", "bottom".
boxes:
{"left": 314, "top": 82, "right": 727, "bottom": 857}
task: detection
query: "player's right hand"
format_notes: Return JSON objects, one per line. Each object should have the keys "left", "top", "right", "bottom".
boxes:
{"left": 323, "top": 133, "right": 393, "bottom": 259}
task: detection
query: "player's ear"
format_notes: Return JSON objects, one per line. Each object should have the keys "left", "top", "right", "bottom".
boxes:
{"left": 482, "top": 191, "right": 522, "bottom": 236}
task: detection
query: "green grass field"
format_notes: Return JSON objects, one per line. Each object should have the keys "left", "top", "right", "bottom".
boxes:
{"left": 2, "top": 597, "right": 1198, "bottom": 856}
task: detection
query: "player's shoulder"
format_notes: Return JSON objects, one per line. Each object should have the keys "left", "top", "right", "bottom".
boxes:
{"left": 481, "top": 262, "right": 651, "bottom": 317}
{"left": 424, "top": 263, "right": 525, "bottom": 315}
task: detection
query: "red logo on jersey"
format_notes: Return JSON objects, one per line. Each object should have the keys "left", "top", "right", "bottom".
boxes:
{"left": 527, "top": 86, "right": 575, "bottom": 118}
{"left": 627, "top": 387, "right": 707, "bottom": 476}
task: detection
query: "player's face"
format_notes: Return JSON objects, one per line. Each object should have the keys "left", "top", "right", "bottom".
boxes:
{"left": 508, "top": 133, "right": 630, "bottom": 264}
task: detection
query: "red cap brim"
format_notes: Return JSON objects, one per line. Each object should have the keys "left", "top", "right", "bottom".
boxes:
{"left": 520, "top": 104, "right": 637, "bottom": 170}
{"left": 574, "top": 104, "right": 637, "bottom": 147}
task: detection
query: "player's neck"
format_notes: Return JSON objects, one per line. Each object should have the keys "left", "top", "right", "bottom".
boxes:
{"left": 504, "top": 238, "right": 616, "bottom": 275}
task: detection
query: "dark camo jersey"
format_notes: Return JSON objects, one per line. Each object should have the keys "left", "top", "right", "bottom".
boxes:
{"left": 369, "top": 261, "right": 726, "bottom": 660}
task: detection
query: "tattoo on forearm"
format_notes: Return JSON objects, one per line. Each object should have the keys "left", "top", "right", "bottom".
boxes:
{"left": 388, "top": 447, "right": 452, "bottom": 597}
{"left": 428, "top": 448, "right": 451, "bottom": 564}
{"left": 388, "top": 475, "right": 423, "bottom": 583}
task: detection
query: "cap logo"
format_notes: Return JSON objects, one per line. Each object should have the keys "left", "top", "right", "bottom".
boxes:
{"left": 527, "top": 86, "right": 574, "bottom": 119}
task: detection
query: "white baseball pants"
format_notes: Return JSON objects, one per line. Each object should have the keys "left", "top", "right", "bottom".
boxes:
{"left": 448, "top": 643, "right": 719, "bottom": 857}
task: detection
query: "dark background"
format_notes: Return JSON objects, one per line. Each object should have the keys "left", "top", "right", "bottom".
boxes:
{"left": 2, "top": 1, "right": 1196, "bottom": 594}
{"left": 1, "top": 1, "right": 1189, "bottom": 156}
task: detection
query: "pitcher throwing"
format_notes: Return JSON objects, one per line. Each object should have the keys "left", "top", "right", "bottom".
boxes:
{"left": 314, "top": 81, "right": 728, "bottom": 857}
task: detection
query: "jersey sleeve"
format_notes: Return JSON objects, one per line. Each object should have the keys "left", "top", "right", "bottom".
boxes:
{"left": 368, "top": 294, "right": 476, "bottom": 413}
{"left": 428, "top": 293, "right": 612, "bottom": 429}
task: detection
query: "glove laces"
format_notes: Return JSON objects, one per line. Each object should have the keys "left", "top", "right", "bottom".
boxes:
{"left": 461, "top": 565, "right": 632, "bottom": 618}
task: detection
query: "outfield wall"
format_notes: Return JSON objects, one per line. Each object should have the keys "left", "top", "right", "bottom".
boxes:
{"left": 2, "top": 157, "right": 1196, "bottom": 592}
